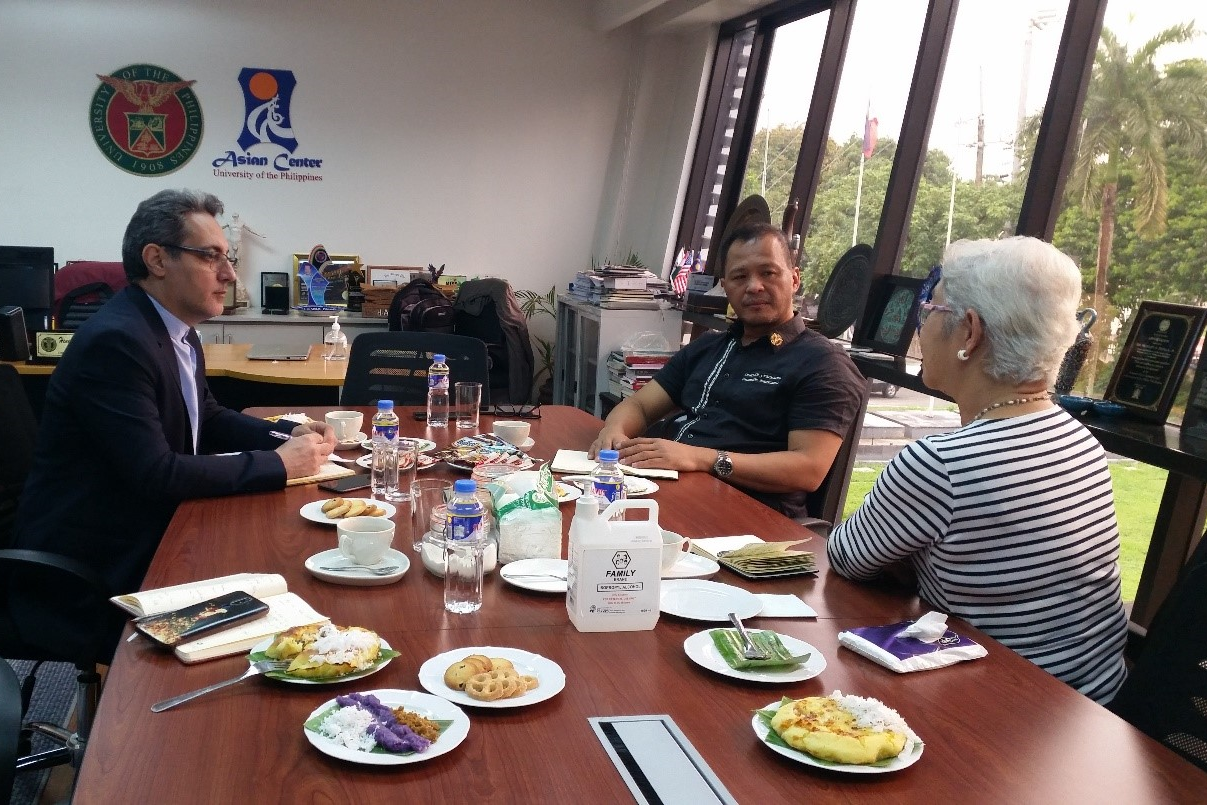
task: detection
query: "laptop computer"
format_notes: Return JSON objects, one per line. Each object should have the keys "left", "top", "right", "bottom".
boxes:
{"left": 246, "top": 343, "right": 313, "bottom": 361}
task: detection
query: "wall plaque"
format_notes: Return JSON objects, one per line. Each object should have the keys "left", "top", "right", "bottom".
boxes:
{"left": 1104, "top": 301, "right": 1207, "bottom": 423}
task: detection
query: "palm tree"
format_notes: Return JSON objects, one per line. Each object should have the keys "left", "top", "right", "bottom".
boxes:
{"left": 1066, "top": 22, "right": 1207, "bottom": 391}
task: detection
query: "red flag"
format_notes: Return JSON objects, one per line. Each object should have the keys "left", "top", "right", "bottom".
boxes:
{"left": 862, "top": 115, "right": 878, "bottom": 159}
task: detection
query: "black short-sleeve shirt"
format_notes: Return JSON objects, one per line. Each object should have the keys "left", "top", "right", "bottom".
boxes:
{"left": 652, "top": 315, "right": 864, "bottom": 518}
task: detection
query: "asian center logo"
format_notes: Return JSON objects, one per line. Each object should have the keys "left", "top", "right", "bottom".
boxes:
{"left": 237, "top": 68, "right": 297, "bottom": 153}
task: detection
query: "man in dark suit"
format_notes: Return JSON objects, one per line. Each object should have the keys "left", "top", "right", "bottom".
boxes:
{"left": 12, "top": 189, "right": 334, "bottom": 657}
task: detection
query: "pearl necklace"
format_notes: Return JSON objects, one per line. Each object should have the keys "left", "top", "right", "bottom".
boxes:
{"left": 972, "top": 394, "right": 1051, "bottom": 422}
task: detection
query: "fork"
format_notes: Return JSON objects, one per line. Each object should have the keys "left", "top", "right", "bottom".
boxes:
{"left": 728, "top": 612, "right": 769, "bottom": 660}
{"left": 150, "top": 660, "right": 291, "bottom": 712}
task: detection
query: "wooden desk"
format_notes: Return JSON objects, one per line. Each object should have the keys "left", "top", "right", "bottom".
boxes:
{"left": 72, "top": 406, "right": 1203, "bottom": 803}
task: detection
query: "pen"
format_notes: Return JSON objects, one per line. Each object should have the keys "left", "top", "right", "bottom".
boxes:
{"left": 269, "top": 431, "right": 292, "bottom": 441}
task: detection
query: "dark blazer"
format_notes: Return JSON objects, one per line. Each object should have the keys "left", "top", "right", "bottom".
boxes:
{"left": 12, "top": 286, "right": 286, "bottom": 656}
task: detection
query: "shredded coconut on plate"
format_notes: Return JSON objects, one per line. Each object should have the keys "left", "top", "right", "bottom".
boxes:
{"left": 306, "top": 624, "right": 378, "bottom": 666}
{"left": 318, "top": 705, "right": 377, "bottom": 751}
{"left": 828, "top": 690, "right": 921, "bottom": 743}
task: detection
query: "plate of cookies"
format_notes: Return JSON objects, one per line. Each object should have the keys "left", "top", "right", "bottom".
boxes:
{"left": 418, "top": 646, "right": 566, "bottom": 709}
{"left": 300, "top": 498, "right": 397, "bottom": 524}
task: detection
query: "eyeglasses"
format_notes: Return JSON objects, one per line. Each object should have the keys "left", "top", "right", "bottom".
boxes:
{"left": 161, "top": 243, "right": 239, "bottom": 270}
{"left": 490, "top": 403, "right": 542, "bottom": 419}
{"left": 917, "top": 302, "right": 954, "bottom": 330}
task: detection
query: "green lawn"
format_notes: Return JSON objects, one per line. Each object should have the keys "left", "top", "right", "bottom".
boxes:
{"left": 842, "top": 461, "right": 1166, "bottom": 602}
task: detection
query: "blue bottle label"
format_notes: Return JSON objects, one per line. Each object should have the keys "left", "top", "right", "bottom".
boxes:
{"left": 593, "top": 479, "right": 624, "bottom": 503}
{"left": 449, "top": 513, "right": 483, "bottom": 540}
{"left": 373, "top": 424, "right": 398, "bottom": 442}
{"left": 429, "top": 373, "right": 449, "bottom": 391}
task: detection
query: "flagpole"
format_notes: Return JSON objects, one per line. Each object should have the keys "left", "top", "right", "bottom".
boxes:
{"left": 853, "top": 153, "right": 865, "bottom": 247}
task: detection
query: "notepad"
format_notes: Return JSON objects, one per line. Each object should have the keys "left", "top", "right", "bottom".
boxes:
{"left": 551, "top": 449, "right": 679, "bottom": 480}
{"left": 112, "top": 573, "right": 328, "bottom": 663}
{"left": 286, "top": 461, "right": 356, "bottom": 486}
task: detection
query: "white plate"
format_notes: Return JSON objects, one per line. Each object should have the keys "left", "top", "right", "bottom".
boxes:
{"left": 300, "top": 498, "right": 396, "bottom": 524}
{"left": 500, "top": 558, "right": 568, "bottom": 593}
{"left": 553, "top": 482, "right": 582, "bottom": 504}
{"left": 303, "top": 688, "right": 469, "bottom": 765}
{"left": 491, "top": 435, "right": 535, "bottom": 451}
{"left": 418, "top": 646, "right": 566, "bottom": 708}
{"left": 752, "top": 699, "right": 924, "bottom": 773}
{"left": 660, "top": 579, "right": 762, "bottom": 621}
{"left": 335, "top": 431, "right": 369, "bottom": 449}
{"left": 683, "top": 629, "right": 826, "bottom": 683}
{"left": 305, "top": 548, "right": 410, "bottom": 586}
{"left": 354, "top": 453, "right": 438, "bottom": 471}
{"left": 661, "top": 552, "right": 720, "bottom": 579}
{"left": 249, "top": 636, "right": 396, "bottom": 686}
{"left": 360, "top": 437, "right": 437, "bottom": 453}
{"left": 561, "top": 475, "right": 659, "bottom": 497}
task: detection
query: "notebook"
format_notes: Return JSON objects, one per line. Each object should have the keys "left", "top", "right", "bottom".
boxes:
{"left": 247, "top": 343, "right": 312, "bottom": 361}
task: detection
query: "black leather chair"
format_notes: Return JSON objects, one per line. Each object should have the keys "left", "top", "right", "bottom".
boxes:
{"left": 1, "top": 658, "right": 19, "bottom": 802}
{"left": 1109, "top": 532, "right": 1207, "bottom": 771}
{"left": 340, "top": 332, "right": 491, "bottom": 407}
{"left": 0, "top": 364, "right": 37, "bottom": 549}
{"left": 453, "top": 278, "right": 535, "bottom": 405}
{"left": 1, "top": 549, "right": 110, "bottom": 791}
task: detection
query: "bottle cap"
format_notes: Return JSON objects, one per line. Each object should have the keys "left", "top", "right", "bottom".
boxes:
{"left": 453, "top": 479, "right": 476, "bottom": 494}
{"left": 598, "top": 449, "right": 619, "bottom": 462}
{"left": 377, "top": 400, "right": 394, "bottom": 409}
{"left": 433, "top": 353, "right": 446, "bottom": 362}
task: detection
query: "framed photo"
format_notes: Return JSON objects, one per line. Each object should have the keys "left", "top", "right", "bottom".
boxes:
{"left": 853, "top": 275, "right": 925, "bottom": 355}
{"left": 1104, "top": 301, "right": 1207, "bottom": 423}
{"left": 365, "top": 265, "right": 426, "bottom": 287}
{"left": 1181, "top": 357, "right": 1207, "bottom": 441}
{"left": 292, "top": 252, "right": 362, "bottom": 306}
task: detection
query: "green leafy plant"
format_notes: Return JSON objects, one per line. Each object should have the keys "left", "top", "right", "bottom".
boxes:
{"left": 516, "top": 286, "right": 558, "bottom": 400}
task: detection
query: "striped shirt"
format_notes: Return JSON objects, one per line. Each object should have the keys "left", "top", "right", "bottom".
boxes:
{"left": 828, "top": 407, "right": 1128, "bottom": 703}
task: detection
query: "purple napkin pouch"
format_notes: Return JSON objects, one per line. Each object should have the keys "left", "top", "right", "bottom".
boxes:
{"left": 838, "top": 619, "right": 987, "bottom": 673}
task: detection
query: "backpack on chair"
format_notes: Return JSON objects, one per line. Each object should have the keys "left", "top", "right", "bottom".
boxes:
{"left": 387, "top": 277, "right": 456, "bottom": 333}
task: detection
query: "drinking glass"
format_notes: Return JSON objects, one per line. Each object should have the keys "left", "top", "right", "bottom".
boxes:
{"left": 410, "top": 478, "right": 452, "bottom": 552}
{"left": 455, "top": 382, "right": 482, "bottom": 430}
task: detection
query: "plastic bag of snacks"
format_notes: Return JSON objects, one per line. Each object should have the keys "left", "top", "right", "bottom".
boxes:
{"left": 489, "top": 466, "right": 562, "bottom": 563}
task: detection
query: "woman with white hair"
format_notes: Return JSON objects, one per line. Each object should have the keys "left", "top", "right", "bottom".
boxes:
{"left": 828, "top": 236, "right": 1128, "bottom": 704}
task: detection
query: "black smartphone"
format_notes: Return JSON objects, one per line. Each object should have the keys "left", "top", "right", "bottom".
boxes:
{"left": 319, "top": 474, "right": 372, "bottom": 493}
{"left": 133, "top": 591, "right": 269, "bottom": 648}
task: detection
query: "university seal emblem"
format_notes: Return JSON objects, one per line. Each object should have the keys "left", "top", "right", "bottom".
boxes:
{"left": 90, "top": 64, "right": 202, "bottom": 176}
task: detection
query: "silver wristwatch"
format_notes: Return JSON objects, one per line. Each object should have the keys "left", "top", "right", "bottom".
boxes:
{"left": 712, "top": 450, "right": 734, "bottom": 478}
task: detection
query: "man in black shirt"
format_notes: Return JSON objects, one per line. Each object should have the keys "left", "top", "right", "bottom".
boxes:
{"left": 590, "top": 223, "right": 864, "bottom": 519}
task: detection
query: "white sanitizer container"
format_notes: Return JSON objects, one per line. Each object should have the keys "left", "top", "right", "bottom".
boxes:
{"left": 567, "top": 497, "right": 661, "bottom": 632}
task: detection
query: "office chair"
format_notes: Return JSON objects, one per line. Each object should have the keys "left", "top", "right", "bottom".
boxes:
{"left": 798, "top": 406, "right": 865, "bottom": 537}
{"left": 0, "top": 364, "right": 37, "bottom": 549}
{"left": 341, "top": 332, "right": 491, "bottom": 407}
{"left": 52, "top": 262, "right": 127, "bottom": 331}
{"left": 453, "top": 278, "right": 535, "bottom": 404}
{"left": 1, "top": 658, "right": 19, "bottom": 802}
{"left": 1, "top": 549, "right": 110, "bottom": 788}
{"left": 1108, "top": 532, "right": 1207, "bottom": 771}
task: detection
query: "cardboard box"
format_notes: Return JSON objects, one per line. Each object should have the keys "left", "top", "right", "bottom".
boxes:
{"left": 360, "top": 284, "right": 399, "bottom": 318}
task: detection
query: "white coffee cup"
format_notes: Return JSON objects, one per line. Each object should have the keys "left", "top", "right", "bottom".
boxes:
{"left": 337, "top": 515, "right": 395, "bottom": 565}
{"left": 494, "top": 420, "right": 531, "bottom": 446}
{"left": 325, "top": 410, "right": 364, "bottom": 442}
{"left": 660, "top": 529, "right": 690, "bottom": 572}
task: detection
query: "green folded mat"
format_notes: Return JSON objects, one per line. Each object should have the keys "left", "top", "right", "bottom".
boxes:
{"left": 710, "top": 629, "right": 811, "bottom": 670}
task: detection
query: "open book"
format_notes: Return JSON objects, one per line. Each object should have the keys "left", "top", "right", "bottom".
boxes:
{"left": 550, "top": 449, "right": 679, "bottom": 480}
{"left": 111, "top": 573, "right": 327, "bottom": 664}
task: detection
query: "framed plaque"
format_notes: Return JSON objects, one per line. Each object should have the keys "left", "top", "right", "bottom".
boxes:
{"left": 292, "top": 252, "right": 361, "bottom": 306}
{"left": 854, "top": 275, "right": 924, "bottom": 355}
{"left": 1104, "top": 301, "right": 1207, "bottom": 423}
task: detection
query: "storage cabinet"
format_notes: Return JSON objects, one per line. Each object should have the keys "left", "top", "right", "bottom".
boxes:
{"left": 194, "top": 312, "right": 387, "bottom": 349}
{"left": 552, "top": 296, "right": 682, "bottom": 417}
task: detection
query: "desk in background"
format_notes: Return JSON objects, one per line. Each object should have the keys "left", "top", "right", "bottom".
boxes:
{"left": 72, "top": 405, "right": 1203, "bottom": 803}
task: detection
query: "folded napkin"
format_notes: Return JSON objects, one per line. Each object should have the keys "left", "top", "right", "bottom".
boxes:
{"left": 550, "top": 450, "right": 678, "bottom": 480}
{"left": 753, "top": 594, "right": 817, "bottom": 618}
{"left": 710, "top": 629, "right": 812, "bottom": 670}
{"left": 837, "top": 611, "right": 987, "bottom": 673}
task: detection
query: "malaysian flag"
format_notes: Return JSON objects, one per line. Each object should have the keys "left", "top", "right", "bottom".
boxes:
{"left": 863, "top": 113, "right": 878, "bottom": 159}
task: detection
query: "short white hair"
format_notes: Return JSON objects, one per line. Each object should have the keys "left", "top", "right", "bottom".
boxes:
{"left": 940, "top": 236, "right": 1082, "bottom": 385}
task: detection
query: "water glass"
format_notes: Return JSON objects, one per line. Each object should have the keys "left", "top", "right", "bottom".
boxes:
{"left": 410, "top": 478, "right": 452, "bottom": 552}
{"left": 370, "top": 441, "right": 399, "bottom": 502}
{"left": 455, "top": 382, "right": 482, "bottom": 430}
{"left": 396, "top": 438, "right": 419, "bottom": 501}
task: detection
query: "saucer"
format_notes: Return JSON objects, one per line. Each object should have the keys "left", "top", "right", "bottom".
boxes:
{"left": 500, "top": 558, "right": 568, "bottom": 593}
{"left": 305, "top": 548, "right": 409, "bottom": 586}
{"left": 493, "top": 435, "right": 535, "bottom": 451}
{"left": 335, "top": 431, "right": 368, "bottom": 448}
{"left": 662, "top": 552, "right": 720, "bottom": 579}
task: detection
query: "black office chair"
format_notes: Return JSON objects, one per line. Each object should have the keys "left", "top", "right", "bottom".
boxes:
{"left": 1, "top": 549, "right": 110, "bottom": 790}
{"left": 1, "top": 658, "right": 19, "bottom": 803}
{"left": 798, "top": 408, "right": 865, "bottom": 537}
{"left": 1109, "top": 532, "right": 1207, "bottom": 771}
{"left": 0, "top": 364, "right": 37, "bottom": 549}
{"left": 340, "top": 332, "right": 491, "bottom": 407}
{"left": 453, "top": 278, "right": 535, "bottom": 404}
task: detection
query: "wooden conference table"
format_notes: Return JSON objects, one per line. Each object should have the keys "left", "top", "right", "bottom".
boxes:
{"left": 73, "top": 406, "right": 1202, "bottom": 803}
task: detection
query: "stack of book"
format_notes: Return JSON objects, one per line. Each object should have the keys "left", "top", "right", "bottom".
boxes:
{"left": 606, "top": 349, "right": 674, "bottom": 398}
{"left": 568, "top": 264, "right": 669, "bottom": 309}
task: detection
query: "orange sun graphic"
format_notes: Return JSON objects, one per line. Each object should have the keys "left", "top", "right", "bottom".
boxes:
{"left": 248, "top": 71, "right": 278, "bottom": 101}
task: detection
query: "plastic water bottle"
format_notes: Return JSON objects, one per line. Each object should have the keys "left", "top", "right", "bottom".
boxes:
{"left": 592, "top": 449, "right": 626, "bottom": 519}
{"left": 370, "top": 400, "right": 401, "bottom": 500}
{"left": 445, "top": 479, "right": 486, "bottom": 613}
{"left": 427, "top": 353, "right": 450, "bottom": 427}
{"left": 371, "top": 400, "right": 399, "bottom": 444}
{"left": 323, "top": 316, "right": 347, "bottom": 360}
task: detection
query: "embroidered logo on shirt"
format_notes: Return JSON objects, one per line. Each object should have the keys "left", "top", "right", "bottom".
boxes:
{"left": 742, "top": 372, "right": 782, "bottom": 385}
{"left": 770, "top": 333, "right": 783, "bottom": 347}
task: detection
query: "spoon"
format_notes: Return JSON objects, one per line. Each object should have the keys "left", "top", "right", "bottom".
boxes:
{"left": 318, "top": 564, "right": 400, "bottom": 575}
